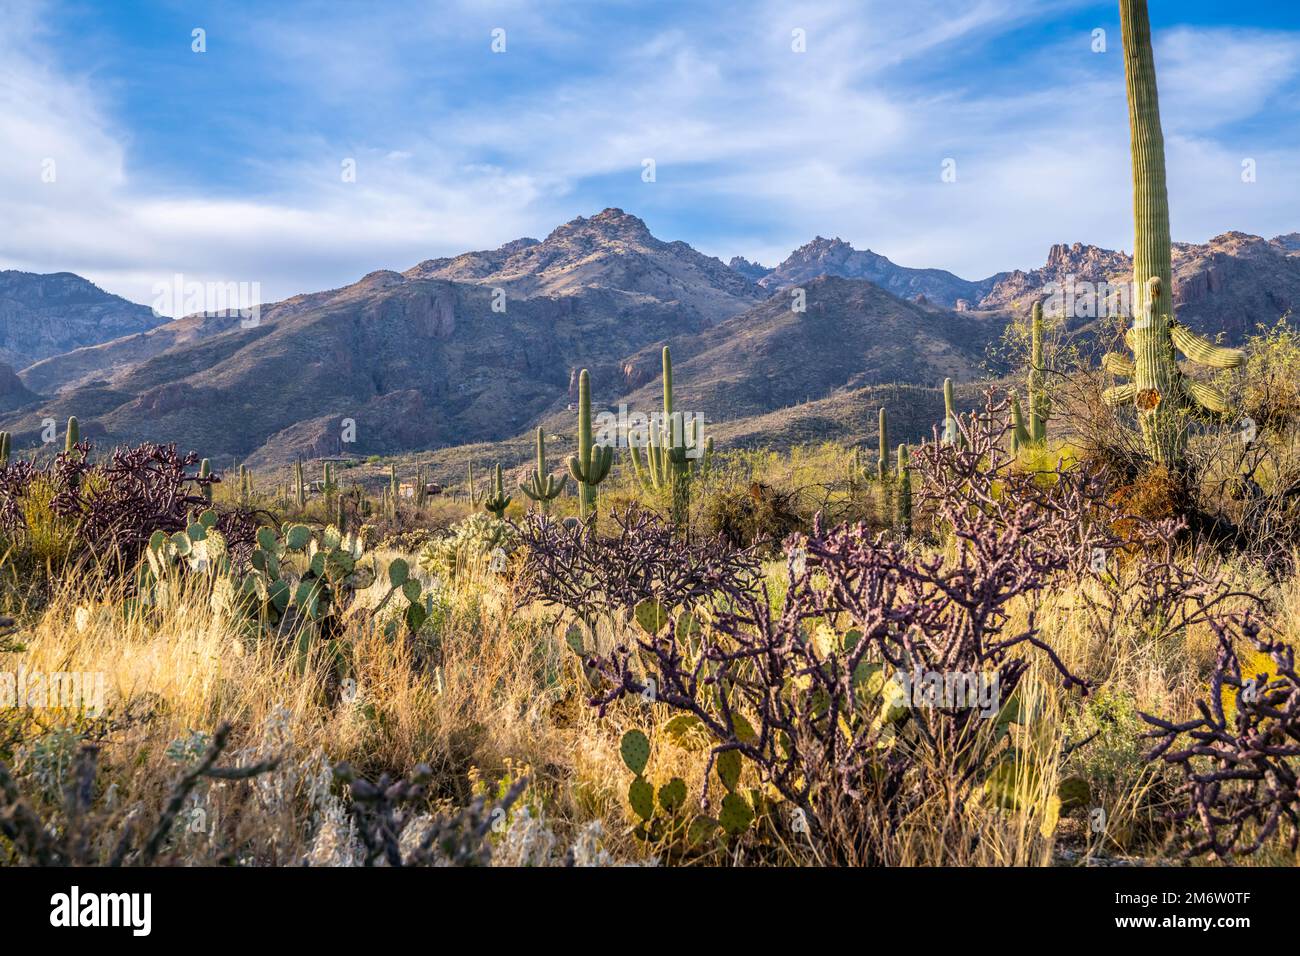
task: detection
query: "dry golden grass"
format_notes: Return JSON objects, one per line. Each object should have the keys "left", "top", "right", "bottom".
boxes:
{"left": 3, "top": 496, "right": 1300, "bottom": 866}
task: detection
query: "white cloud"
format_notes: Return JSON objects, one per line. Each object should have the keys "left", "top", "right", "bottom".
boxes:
{"left": 0, "top": 0, "right": 1296, "bottom": 309}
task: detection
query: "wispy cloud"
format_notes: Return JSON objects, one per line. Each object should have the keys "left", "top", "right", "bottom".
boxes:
{"left": 0, "top": 0, "right": 1296, "bottom": 309}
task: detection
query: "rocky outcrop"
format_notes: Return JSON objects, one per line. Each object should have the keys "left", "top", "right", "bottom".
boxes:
{"left": 980, "top": 232, "right": 1300, "bottom": 341}
{"left": 757, "top": 237, "right": 1004, "bottom": 308}
{"left": 0, "top": 271, "right": 169, "bottom": 371}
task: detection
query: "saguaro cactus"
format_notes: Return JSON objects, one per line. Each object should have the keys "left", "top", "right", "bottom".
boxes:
{"left": 294, "top": 459, "right": 306, "bottom": 508}
{"left": 415, "top": 466, "right": 428, "bottom": 509}
{"left": 519, "top": 427, "right": 567, "bottom": 512}
{"left": 1010, "top": 395, "right": 1030, "bottom": 453}
{"left": 65, "top": 416, "right": 80, "bottom": 453}
{"left": 1028, "top": 301, "right": 1049, "bottom": 444}
{"left": 483, "top": 463, "right": 512, "bottom": 519}
{"left": 199, "top": 458, "right": 212, "bottom": 503}
{"left": 896, "top": 444, "right": 912, "bottom": 535}
{"left": 627, "top": 346, "right": 712, "bottom": 527}
{"left": 466, "top": 461, "right": 485, "bottom": 507}
{"left": 0, "top": 431, "right": 11, "bottom": 467}
{"left": 941, "top": 379, "right": 966, "bottom": 448}
{"left": 1104, "top": 0, "right": 1244, "bottom": 466}
{"left": 567, "top": 368, "right": 613, "bottom": 522}
{"left": 877, "top": 407, "right": 889, "bottom": 480}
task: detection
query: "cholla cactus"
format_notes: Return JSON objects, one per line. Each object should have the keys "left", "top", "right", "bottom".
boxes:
{"left": 567, "top": 369, "right": 613, "bottom": 522}
{"left": 1104, "top": 0, "right": 1245, "bottom": 467}
{"left": 483, "top": 463, "right": 512, "bottom": 519}
{"left": 519, "top": 427, "right": 567, "bottom": 512}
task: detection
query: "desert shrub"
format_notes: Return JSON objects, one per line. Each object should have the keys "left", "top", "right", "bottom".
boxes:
{"left": 1141, "top": 615, "right": 1300, "bottom": 859}
{"left": 696, "top": 480, "right": 807, "bottom": 550}
{"left": 0, "top": 441, "right": 235, "bottom": 574}
{"left": 418, "top": 512, "right": 519, "bottom": 581}
{"left": 514, "top": 507, "right": 761, "bottom": 623}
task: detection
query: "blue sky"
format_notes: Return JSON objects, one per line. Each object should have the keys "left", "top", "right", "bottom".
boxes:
{"left": 3, "top": 0, "right": 1298, "bottom": 312}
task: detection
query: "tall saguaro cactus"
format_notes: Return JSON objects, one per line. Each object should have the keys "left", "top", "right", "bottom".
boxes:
{"left": 294, "top": 458, "right": 306, "bottom": 509}
{"left": 877, "top": 407, "right": 889, "bottom": 480}
{"left": 1105, "top": 0, "right": 1244, "bottom": 466}
{"left": 1028, "top": 301, "right": 1049, "bottom": 444}
{"left": 519, "top": 427, "right": 567, "bottom": 512}
{"left": 627, "top": 345, "right": 712, "bottom": 527}
{"left": 896, "top": 444, "right": 912, "bottom": 535}
{"left": 65, "top": 416, "right": 80, "bottom": 454}
{"left": 567, "top": 368, "right": 613, "bottom": 522}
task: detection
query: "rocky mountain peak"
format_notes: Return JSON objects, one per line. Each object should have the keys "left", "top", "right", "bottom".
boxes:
{"left": 544, "top": 207, "right": 654, "bottom": 246}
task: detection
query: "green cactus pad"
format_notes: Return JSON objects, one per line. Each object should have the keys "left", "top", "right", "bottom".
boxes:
{"left": 662, "top": 714, "right": 708, "bottom": 750}
{"left": 285, "top": 525, "right": 311, "bottom": 551}
{"left": 687, "top": 815, "right": 721, "bottom": 847}
{"left": 657, "top": 777, "right": 687, "bottom": 814}
{"left": 715, "top": 749, "right": 742, "bottom": 791}
{"left": 388, "top": 558, "right": 409, "bottom": 588}
{"left": 268, "top": 579, "right": 291, "bottom": 613}
{"left": 563, "top": 622, "right": 587, "bottom": 657}
{"left": 628, "top": 775, "right": 655, "bottom": 821}
{"left": 620, "top": 729, "right": 650, "bottom": 775}
{"left": 718, "top": 792, "right": 754, "bottom": 834}
{"left": 401, "top": 578, "right": 422, "bottom": 603}
{"left": 1057, "top": 775, "right": 1092, "bottom": 813}
{"left": 633, "top": 599, "right": 669, "bottom": 635}
{"left": 732, "top": 713, "right": 757, "bottom": 745}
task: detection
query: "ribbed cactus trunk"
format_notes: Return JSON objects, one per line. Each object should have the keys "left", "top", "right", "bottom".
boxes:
{"left": 877, "top": 407, "right": 889, "bottom": 480}
{"left": 896, "top": 444, "right": 912, "bottom": 536}
{"left": 1029, "top": 301, "right": 1048, "bottom": 444}
{"left": 1121, "top": 0, "right": 1182, "bottom": 466}
{"left": 566, "top": 369, "right": 612, "bottom": 522}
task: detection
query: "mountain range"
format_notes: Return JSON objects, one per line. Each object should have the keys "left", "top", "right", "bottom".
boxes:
{"left": 2, "top": 208, "right": 1297, "bottom": 478}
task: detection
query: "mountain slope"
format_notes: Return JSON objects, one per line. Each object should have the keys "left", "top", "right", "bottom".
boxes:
{"left": 0, "top": 271, "right": 169, "bottom": 371}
